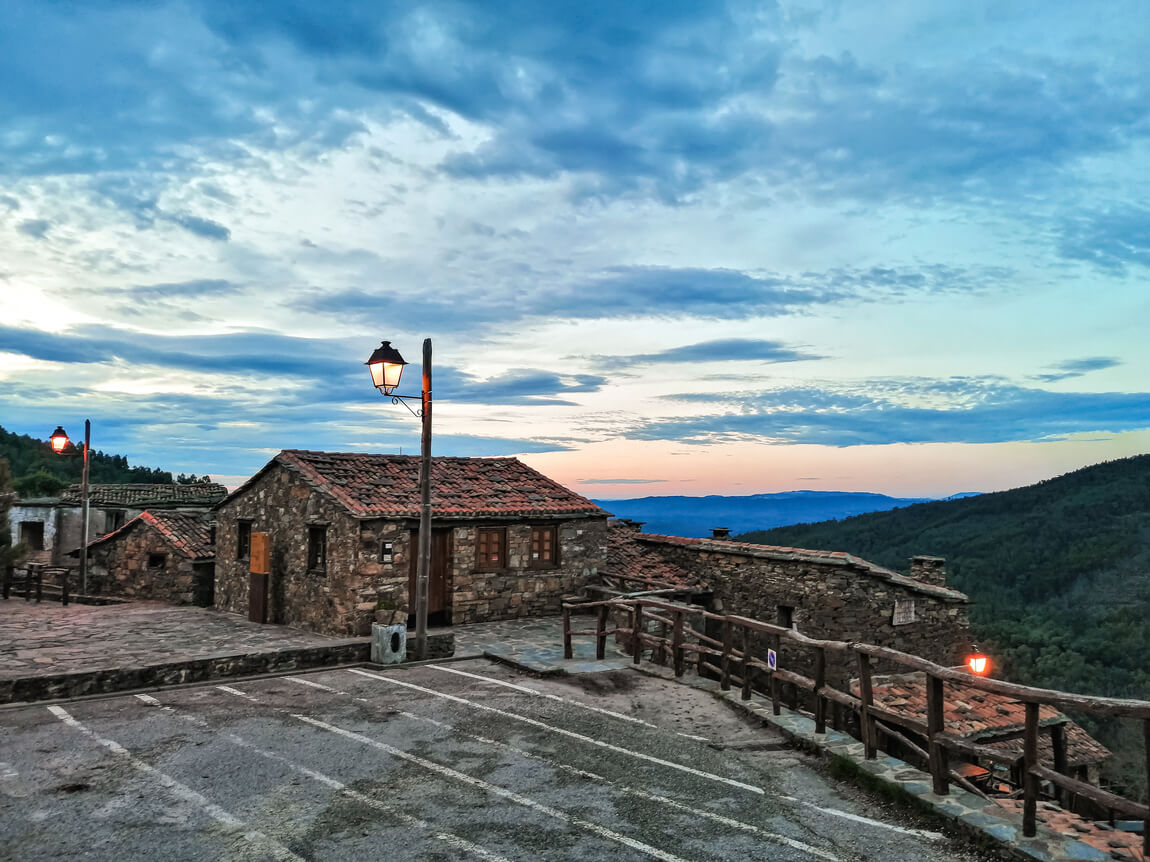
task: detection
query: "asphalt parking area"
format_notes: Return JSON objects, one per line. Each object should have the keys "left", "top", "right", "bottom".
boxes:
{"left": 0, "top": 660, "right": 990, "bottom": 861}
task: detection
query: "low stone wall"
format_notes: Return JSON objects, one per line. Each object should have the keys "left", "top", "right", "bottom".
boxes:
{"left": 0, "top": 640, "right": 371, "bottom": 704}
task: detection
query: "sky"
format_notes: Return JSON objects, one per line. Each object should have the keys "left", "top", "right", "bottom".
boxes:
{"left": 2, "top": 1, "right": 1150, "bottom": 498}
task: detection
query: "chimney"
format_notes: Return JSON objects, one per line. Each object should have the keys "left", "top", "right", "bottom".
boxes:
{"left": 909, "top": 555, "right": 947, "bottom": 587}
{"left": 613, "top": 518, "right": 645, "bottom": 532}
{"left": 711, "top": 527, "right": 731, "bottom": 539}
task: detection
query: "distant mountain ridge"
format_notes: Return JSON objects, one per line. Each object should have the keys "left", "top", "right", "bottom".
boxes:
{"left": 738, "top": 454, "right": 1150, "bottom": 800}
{"left": 591, "top": 490, "right": 939, "bottom": 538}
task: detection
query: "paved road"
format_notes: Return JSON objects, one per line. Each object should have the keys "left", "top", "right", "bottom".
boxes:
{"left": 0, "top": 660, "right": 990, "bottom": 861}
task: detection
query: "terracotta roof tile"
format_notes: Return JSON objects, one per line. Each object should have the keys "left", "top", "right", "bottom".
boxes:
{"left": 605, "top": 524, "right": 708, "bottom": 590}
{"left": 632, "top": 533, "right": 969, "bottom": 602}
{"left": 230, "top": 451, "right": 608, "bottom": 520}
{"left": 62, "top": 483, "right": 227, "bottom": 508}
{"left": 852, "top": 671, "right": 1110, "bottom": 766}
{"left": 994, "top": 800, "right": 1143, "bottom": 860}
{"left": 88, "top": 511, "right": 214, "bottom": 560}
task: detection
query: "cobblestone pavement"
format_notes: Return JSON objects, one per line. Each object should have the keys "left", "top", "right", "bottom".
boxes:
{"left": 0, "top": 600, "right": 357, "bottom": 680}
{"left": 451, "top": 615, "right": 633, "bottom": 674}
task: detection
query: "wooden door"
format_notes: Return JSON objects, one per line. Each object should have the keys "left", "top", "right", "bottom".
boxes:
{"left": 409, "top": 528, "right": 452, "bottom": 626}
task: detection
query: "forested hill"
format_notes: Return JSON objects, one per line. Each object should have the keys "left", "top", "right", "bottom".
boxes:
{"left": 0, "top": 425, "right": 203, "bottom": 496}
{"left": 740, "top": 454, "right": 1150, "bottom": 797}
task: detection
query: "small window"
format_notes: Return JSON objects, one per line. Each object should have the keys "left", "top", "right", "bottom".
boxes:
{"left": 105, "top": 510, "right": 126, "bottom": 533}
{"left": 147, "top": 553, "right": 167, "bottom": 569}
{"left": 476, "top": 527, "right": 506, "bottom": 571}
{"left": 307, "top": 525, "right": 327, "bottom": 573}
{"left": 529, "top": 525, "right": 558, "bottom": 568}
{"left": 380, "top": 541, "right": 394, "bottom": 563}
{"left": 777, "top": 605, "right": 794, "bottom": 629}
{"left": 236, "top": 520, "right": 252, "bottom": 561}
{"left": 19, "top": 521, "right": 45, "bottom": 551}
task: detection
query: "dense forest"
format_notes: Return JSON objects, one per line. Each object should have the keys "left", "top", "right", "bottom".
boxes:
{"left": 0, "top": 425, "right": 208, "bottom": 496}
{"left": 740, "top": 454, "right": 1150, "bottom": 800}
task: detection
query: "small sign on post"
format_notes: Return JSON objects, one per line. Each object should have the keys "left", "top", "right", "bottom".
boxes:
{"left": 767, "top": 648, "right": 778, "bottom": 672}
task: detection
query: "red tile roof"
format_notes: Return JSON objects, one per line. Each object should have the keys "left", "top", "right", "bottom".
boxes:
{"left": 632, "top": 533, "right": 968, "bottom": 601}
{"left": 605, "top": 524, "right": 709, "bottom": 590}
{"left": 853, "top": 671, "right": 1110, "bottom": 767}
{"left": 88, "top": 511, "right": 214, "bottom": 560}
{"left": 228, "top": 450, "right": 609, "bottom": 520}
{"left": 62, "top": 483, "right": 226, "bottom": 508}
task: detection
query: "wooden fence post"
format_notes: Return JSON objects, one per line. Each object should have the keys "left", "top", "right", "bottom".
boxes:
{"left": 741, "top": 626, "right": 753, "bottom": 701}
{"left": 720, "top": 618, "right": 732, "bottom": 691}
{"left": 1022, "top": 702, "right": 1039, "bottom": 838}
{"left": 632, "top": 603, "right": 643, "bottom": 664}
{"left": 926, "top": 673, "right": 949, "bottom": 796}
{"left": 1, "top": 564, "right": 11, "bottom": 600}
{"left": 856, "top": 651, "right": 877, "bottom": 759}
{"left": 696, "top": 613, "right": 707, "bottom": 676}
{"left": 61, "top": 568, "right": 70, "bottom": 607}
{"left": 1051, "top": 722, "right": 1068, "bottom": 808}
{"left": 596, "top": 603, "right": 609, "bottom": 660}
{"left": 814, "top": 647, "right": 827, "bottom": 734}
{"left": 770, "top": 633, "right": 781, "bottom": 716}
{"left": 562, "top": 605, "right": 573, "bottom": 660}
{"left": 672, "top": 610, "right": 685, "bottom": 677}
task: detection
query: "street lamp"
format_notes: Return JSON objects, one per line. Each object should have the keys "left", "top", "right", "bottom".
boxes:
{"left": 48, "top": 421, "right": 91, "bottom": 595}
{"left": 966, "top": 647, "right": 991, "bottom": 676}
{"left": 366, "top": 339, "right": 432, "bottom": 660}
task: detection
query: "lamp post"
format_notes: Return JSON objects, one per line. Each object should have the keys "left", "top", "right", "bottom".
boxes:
{"left": 49, "top": 421, "right": 91, "bottom": 595}
{"left": 366, "top": 339, "right": 432, "bottom": 660}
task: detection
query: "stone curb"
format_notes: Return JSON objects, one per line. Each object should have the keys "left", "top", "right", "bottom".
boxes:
{"left": 0, "top": 639, "right": 371, "bottom": 705}
{"left": 632, "top": 663, "right": 1115, "bottom": 862}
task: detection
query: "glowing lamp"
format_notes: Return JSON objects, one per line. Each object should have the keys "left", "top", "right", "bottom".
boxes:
{"left": 49, "top": 426, "right": 70, "bottom": 454}
{"left": 967, "top": 651, "right": 990, "bottom": 676}
{"left": 365, "top": 341, "right": 408, "bottom": 395}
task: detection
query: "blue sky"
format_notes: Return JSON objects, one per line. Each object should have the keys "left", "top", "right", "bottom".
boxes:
{"left": 2, "top": 1, "right": 1149, "bottom": 496}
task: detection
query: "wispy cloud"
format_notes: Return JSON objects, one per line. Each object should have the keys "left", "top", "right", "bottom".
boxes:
{"left": 1033, "top": 357, "right": 1122, "bottom": 383}
{"left": 593, "top": 338, "right": 825, "bottom": 369}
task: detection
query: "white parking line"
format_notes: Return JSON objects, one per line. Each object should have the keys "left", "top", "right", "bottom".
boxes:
{"left": 285, "top": 675, "right": 840, "bottom": 860}
{"left": 340, "top": 668, "right": 942, "bottom": 842}
{"left": 345, "top": 667, "right": 764, "bottom": 794}
{"left": 46, "top": 705, "right": 304, "bottom": 862}
{"left": 133, "top": 694, "right": 511, "bottom": 861}
{"left": 216, "top": 684, "right": 258, "bottom": 701}
{"left": 290, "top": 711, "right": 694, "bottom": 862}
{"left": 428, "top": 664, "right": 711, "bottom": 741}
{"left": 213, "top": 681, "right": 695, "bottom": 862}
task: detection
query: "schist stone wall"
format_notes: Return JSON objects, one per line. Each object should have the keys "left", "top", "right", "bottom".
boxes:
{"left": 449, "top": 520, "right": 608, "bottom": 625}
{"left": 216, "top": 467, "right": 367, "bottom": 635}
{"left": 636, "top": 539, "right": 971, "bottom": 687}
{"left": 88, "top": 528, "right": 199, "bottom": 604}
{"left": 216, "top": 463, "right": 608, "bottom": 637}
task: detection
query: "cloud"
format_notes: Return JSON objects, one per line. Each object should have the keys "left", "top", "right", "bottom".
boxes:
{"left": 579, "top": 478, "right": 667, "bottom": 485}
{"left": 1057, "top": 205, "right": 1150, "bottom": 274}
{"left": 164, "top": 212, "right": 231, "bottom": 241}
{"left": 16, "top": 219, "right": 51, "bottom": 238}
{"left": 594, "top": 338, "right": 825, "bottom": 369}
{"left": 633, "top": 378, "right": 1150, "bottom": 447}
{"left": 1033, "top": 357, "right": 1121, "bottom": 383}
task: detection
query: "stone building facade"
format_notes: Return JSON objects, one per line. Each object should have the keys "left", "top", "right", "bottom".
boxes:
{"left": 85, "top": 511, "right": 215, "bottom": 605}
{"left": 213, "top": 450, "right": 609, "bottom": 637}
{"left": 606, "top": 524, "right": 971, "bottom": 687}
{"left": 9, "top": 484, "right": 225, "bottom": 566}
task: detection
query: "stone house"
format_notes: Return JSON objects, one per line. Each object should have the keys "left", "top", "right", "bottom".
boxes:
{"left": 84, "top": 511, "right": 215, "bottom": 606}
{"left": 606, "top": 523, "right": 971, "bottom": 687}
{"left": 213, "top": 450, "right": 610, "bottom": 636}
{"left": 9, "top": 483, "right": 226, "bottom": 566}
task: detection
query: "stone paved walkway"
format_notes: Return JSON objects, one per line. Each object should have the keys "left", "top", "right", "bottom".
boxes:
{"left": 450, "top": 616, "right": 632, "bottom": 674}
{"left": 0, "top": 600, "right": 361, "bottom": 681}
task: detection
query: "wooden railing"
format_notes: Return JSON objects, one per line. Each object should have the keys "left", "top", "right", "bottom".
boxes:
{"left": 563, "top": 596, "right": 1150, "bottom": 854}
{"left": 2, "top": 563, "right": 72, "bottom": 605}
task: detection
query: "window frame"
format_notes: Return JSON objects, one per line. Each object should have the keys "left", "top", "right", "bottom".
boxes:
{"left": 19, "top": 521, "right": 45, "bottom": 551}
{"left": 105, "top": 509, "right": 126, "bottom": 533}
{"left": 236, "top": 520, "right": 252, "bottom": 561}
{"left": 147, "top": 552, "right": 167, "bottom": 570}
{"left": 528, "top": 524, "right": 559, "bottom": 569}
{"left": 307, "top": 525, "right": 328, "bottom": 574}
{"left": 475, "top": 527, "right": 507, "bottom": 571}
